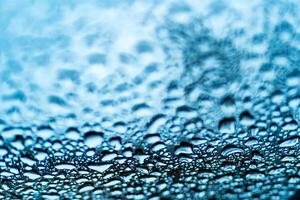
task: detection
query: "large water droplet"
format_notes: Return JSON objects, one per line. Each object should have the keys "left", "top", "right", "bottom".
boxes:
{"left": 84, "top": 131, "right": 104, "bottom": 148}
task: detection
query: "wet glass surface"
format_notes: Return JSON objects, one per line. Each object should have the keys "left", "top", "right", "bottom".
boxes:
{"left": 0, "top": 0, "right": 300, "bottom": 199}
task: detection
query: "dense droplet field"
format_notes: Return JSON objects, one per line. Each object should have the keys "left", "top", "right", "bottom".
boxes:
{"left": 0, "top": 0, "right": 300, "bottom": 199}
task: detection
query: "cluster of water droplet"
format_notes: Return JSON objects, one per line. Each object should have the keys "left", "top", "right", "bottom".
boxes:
{"left": 0, "top": 0, "right": 300, "bottom": 199}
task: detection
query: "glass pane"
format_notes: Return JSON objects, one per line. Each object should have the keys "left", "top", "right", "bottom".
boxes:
{"left": 0, "top": 1, "right": 299, "bottom": 199}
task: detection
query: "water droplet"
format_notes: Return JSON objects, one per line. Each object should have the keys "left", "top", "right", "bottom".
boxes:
{"left": 221, "top": 145, "right": 244, "bottom": 156}
{"left": 279, "top": 136, "right": 299, "bottom": 147}
{"left": 175, "top": 142, "right": 193, "bottom": 155}
{"left": 55, "top": 163, "right": 76, "bottom": 170}
{"left": 239, "top": 111, "right": 255, "bottom": 126}
{"left": 245, "top": 171, "right": 265, "bottom": 180}
{"left": 84, "top": 131, "right": 104, "bottom": 148}
{"left": 219, "top": 117, "right": 236, "bottom": 134}
{"left": 88, "top": 163, "right": 112, "bottom": 172}
{"left": 36, "top": 126, "right": 54, "bottom": 139}
{"left": 23, "top": 171, "right": 41, "bottom": 180}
